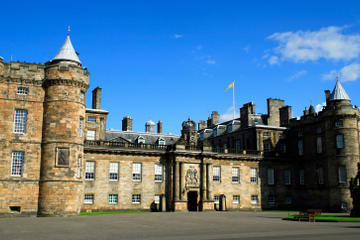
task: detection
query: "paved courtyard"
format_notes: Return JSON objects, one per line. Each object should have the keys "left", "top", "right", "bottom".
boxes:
{"left": 0, "top": 211, "right": 359, "bottom": 240}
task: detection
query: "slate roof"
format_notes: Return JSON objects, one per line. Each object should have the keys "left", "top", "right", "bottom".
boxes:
{"left": 53, "top": 35, "right": 81, "bottom": 64}
{"left": 329, "top": 80, "right": 351, "bottom": 101}
{"left": 105, "top": 130, "right": 180, "bottom": 145}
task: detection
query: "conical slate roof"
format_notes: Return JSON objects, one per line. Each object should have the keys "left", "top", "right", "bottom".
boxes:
{"left": 329, "top": 80, "right": 350, "bottom": 101}
{"left": 53, "top": 35, "right": 81, "bottom": 64}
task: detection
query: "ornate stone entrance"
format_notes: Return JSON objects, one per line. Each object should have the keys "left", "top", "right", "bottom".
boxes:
{"left": 187, "top": 191, "right": 198, "bottom": 211}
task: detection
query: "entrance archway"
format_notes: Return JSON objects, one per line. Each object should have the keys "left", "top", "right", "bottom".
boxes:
{"left": 187, "top": 191, "right": 198, "bottom": 211}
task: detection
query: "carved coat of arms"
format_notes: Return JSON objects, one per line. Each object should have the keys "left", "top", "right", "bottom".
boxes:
{"left": 185, "top": 168, "right": 198, "bottom": 186}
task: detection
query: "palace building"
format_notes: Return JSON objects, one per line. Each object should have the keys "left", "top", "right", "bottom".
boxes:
{"left": 0, "top": 33, "right": 359, "bottom": 216}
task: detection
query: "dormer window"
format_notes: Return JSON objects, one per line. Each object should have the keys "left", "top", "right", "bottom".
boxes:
{"left": 158, "top": 138, "right": 166, "bottom": 145}
{"left": 226, "top": 125, "right": 232, "bottom": 133}
{"left": 17, "top": 87, "right": 28, "bottom": 96}
{"left": 137, "top": 136, "right": 146, "bottom": 144}
{"left": 212, "top": 128, "right": 217, "bottom": 137}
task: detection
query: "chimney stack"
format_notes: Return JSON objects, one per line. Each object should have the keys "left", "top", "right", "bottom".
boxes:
{"left": 324, "top": 90, "right": 330, "bottom": 105}
{"left": 122, "top": 116, "right": 133, "bottom": 131}
{"left": 157, "top": 120, "right": 163, "bottom": 134}
{"left": 92, "top": 87, "right": 102, "bottom": 109}
{"left": 198, "top": 120, "right": 207, "bottom": 130}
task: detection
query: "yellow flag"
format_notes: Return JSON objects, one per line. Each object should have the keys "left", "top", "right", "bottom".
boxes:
{"left": 225, "top": 82, "right": 234, "bottom": 91}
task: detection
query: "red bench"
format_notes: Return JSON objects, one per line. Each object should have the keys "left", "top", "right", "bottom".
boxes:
{"left": 293, "top": 209, "right": 322, "bottom": 222}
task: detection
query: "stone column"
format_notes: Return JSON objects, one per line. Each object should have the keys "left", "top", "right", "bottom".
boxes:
{"left": 207, "top": 163, "right": 213, "bottom": 200}
{"left": 180, "top": 162, "right": 185, "bottom": 200}
{"left": 202, "top": 163, "right": 207, "bottom": 200}
{"left": 174, "top": 161, "right": 180, "bottom": 201}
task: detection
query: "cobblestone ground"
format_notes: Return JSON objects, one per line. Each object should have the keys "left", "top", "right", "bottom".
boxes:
{"left": 0, "top": 211, "right": 360, "bottom": 240}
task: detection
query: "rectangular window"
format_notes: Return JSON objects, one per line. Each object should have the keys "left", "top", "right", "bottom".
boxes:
{"left": 108, "top": 194, "right": 118, "bottom": 204}
{"left": 251, "top": 195, "right": 258, "bottom": 205}
{"left": 233, "top": 195, "right": 240, "bottom": 204}
{"left": 214, "top": 195, "right": 220, "bottom": 204}
{"left": 316, "top": 137, "right": 322, "bottom": 153}
{"left": 267, "top": 168, "right": 275, "bottom": 185}
{"left": 132, "top": 163, "right": 142, "bottom": 182}
{"left": 85, "top": 161, "right": 95, "bottom": 180}
{"left": 109, "top": 162, "right": 119, "bottom": 181}
{"left": 268, "top": 195, "right": 275, "bottom": 206}
{"left": 298, "top": 131, "right": 303, "bottom": 137}
{"left": 132, "top": 194, "right": 141, "bottom": 204}
{"left": 86, "top": 130, "right": 96, "bottom": 140}
{"left": 299, "top": 169, "right": 305, "bottom": 185}
{"left": 264, "top": 142, "right": 272, "bottom": 152}
{"left": 154, "top": 195, "right": 160, "bottom": 204}
{"left": 279, "top": 134, "right": 285, "bottom": 140}
{"left": 316, "top": 127, "right": 322, "bottom": 134}
{"left": 11, "top": 152, "right": 24, "bottom": 177}
{"left": 154, "top": 164, "right": 163, "bottom": 182}
{"left": 335, "top": 120, "right": 343, "bottom": 127}
{"left": 339, "top": 166, "right": 347, "bottom": 183}
{"left": 318, "top": 167, "right": 324, "bottom": 184}
{"left": 284, "top": 170, "right": 291, "bottom": 185}
{"left": 250, "top": 168, "right": 258, "bottom": 184}
{"left": 88, "top": 116, "right": 96, "bottom": 123}
{"left": 280, "top": 143, "right": 286, "bottom": 153}
{"left": 77, "top": 157, "right": 81, "bottom": 179}
{"left": 79, "top": 118, "right": 83, "bottom": 137}
{"left": 263, "top": 132, "right": 270, "bottom": 138}
{"left": 213, "top": 166, "right": 221, "bottom": 183}
{"left": 232, "top": 167, "right": 240, "bottom": 183}
{"left": 298, "top": 140, "right": 303, "bottom": 156}
{"left": 336, "top": 135, "right": 344, "bottom": 149}
{"left": 80, "top": 91, "right": 85, "bottom": 101}
{"left": 14, "top": 109, "right": 27, "bottom": 133}
{"left": 17, "top": 87, "right": 28, "bottom": 95}
{"left": 235, "top": 140, "right": 241, "bottom": 152}
{"left": 84, "top": 194, "right": 94, "bottom": 204}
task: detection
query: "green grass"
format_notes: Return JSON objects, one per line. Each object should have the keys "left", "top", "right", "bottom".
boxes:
{"left": 80, "top": 210, "right": 149, "bottom": 216}
{"left": 284, "top": 214, "right": 360, "bottom": 222}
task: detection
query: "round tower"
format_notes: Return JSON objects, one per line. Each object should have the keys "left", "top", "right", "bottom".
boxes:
{"left": 324, "top": 79, "right": 360, "bottom": 211}
{"left": 38, "top": 29, "right": 89, "bottom": 216}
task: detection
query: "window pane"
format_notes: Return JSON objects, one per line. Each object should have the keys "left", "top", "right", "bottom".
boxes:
{"left": 14, "top": 109, "right": 27, "bottom": 133}
{"left": 132, "top": 194, "right": 141, "bottom": 204}
{"left": 85, "top": 162, "right": 95, "bottom": 180}
{"left": 232, "top": 167, "right": 239, "bottom": 183}
{"left": 84, "top": 194, "right": 94, "bottom": 204}
{"left": 133, "top": 163, "right": 142, "bottom": 181}
{"left": 250, "top": 168, "right": 257, "bottom": 184}
{"left": 299, "top": 169, "right": 305, "bottom": 185}
{"left": 213, "top": 166, "right": 220, "bottom": 182}
{"left": 339, "top": 166, "right": 347, "bottom": 183}
{"left": 316, "top": 137, "right": 322, "bottom": 153}
{"left": 298, "top": 140, "right": 303, "bottom": 156}
{"left": 11, "top": 152, "right": 24, "bottom": 177}
{"left": 267, "top": 168, "right": 274, "bottom": 185}
{"left": 17, "top": 87, "right": 28, "bottom": 95}
{"left": 154, "top": 164, "right": 163, "bottom": 182}
{"left": 336, "top": 135, "right": 344, "bottom": 149}
{"left": 318, "top": 168, "right": 324, "bottom": 184}
{"left": 109, "top": 194, "right": 118, "bottom": 204}
{"left": 109, "top": 162, "right": 119, "bottom": 181}
{"left": 284, "top": 170, "right": 291, "bottom": 185}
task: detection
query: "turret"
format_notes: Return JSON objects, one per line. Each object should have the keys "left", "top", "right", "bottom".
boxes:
{"left": 38, "top": 29, "right": 89, "bottom": 216}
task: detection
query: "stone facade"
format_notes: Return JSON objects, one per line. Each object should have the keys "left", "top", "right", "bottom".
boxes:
{"left": 0, "top": 35, "right": 359, "bottom": 217}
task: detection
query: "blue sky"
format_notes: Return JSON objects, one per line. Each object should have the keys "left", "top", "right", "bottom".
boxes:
{"left": 2, "top": 0, "right": 360, "bottom": 134}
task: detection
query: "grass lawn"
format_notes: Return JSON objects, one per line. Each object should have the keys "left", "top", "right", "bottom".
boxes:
{"left": 80, "top": 211, "right": 149, "bottom": 216}
{"left": 284, "top": 214, "right": 360, "bottom": 222}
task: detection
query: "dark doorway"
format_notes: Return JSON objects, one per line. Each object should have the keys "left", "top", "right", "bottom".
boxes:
{"left": 187, "top": 191, "right": 198, "bottom": 211}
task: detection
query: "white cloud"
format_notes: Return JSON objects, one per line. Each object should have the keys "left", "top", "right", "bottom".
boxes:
{"left": 206, "top": 59, "right": 216, "bottom": 65}
{"left": 315, "top": 102, "right": 326, "bottom": 113}
{"left": 220, "top": 106, "right": 240, "bottom": 122}
{"left": 287, "top": 70, "right": 307, "bottom": 82}
{"left": 196, "top": 45, "right": 203, "bottom": 50}
{"left": 267, "top": 26, "right": 360, "bottom": 63}
{"left": 268, "top": 56, "right": 279, "bottom": 65}
{"left": 243, "top": 45, "right": 250, "bottom": 53}
{"left": 341, "top": 63, "right": 360, "bottom": 81}
{"left": 174, "top": 34, "right": 183, "bottom": 39}
{"left": 322, "top": 63, "right": 360, "bottom": 82}
{"left": 322, "top": 69, "right": 337, "bottom": 81}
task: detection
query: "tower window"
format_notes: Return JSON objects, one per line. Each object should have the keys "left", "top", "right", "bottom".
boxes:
{"left": 336, "top": 135, "right": 344, "bottom": 149}
{"left": 17, "top": 87, "right": 28, "bottom": 96}
{"left": 14, "top": 109, "right": 27, "bottom": 133}
{"left": 11, "top": 152, "right": 24, "bottom": 177}
{"left": 335, "top": 121, "right": 343, "bottom": 127}
{"left": 88, "top": 116, "right": 96, "bottom": 123}
{"left": 339, "top": 166, "right": 347, "bottom": 183}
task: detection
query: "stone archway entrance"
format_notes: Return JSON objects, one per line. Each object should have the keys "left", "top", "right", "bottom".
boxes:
{"left": 187, "top": 191, "right": 198, "bottom": 211}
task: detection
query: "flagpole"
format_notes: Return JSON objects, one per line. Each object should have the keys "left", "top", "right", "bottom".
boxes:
{"left": 233, "top": 80, "right": 235, "bottom": 119}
